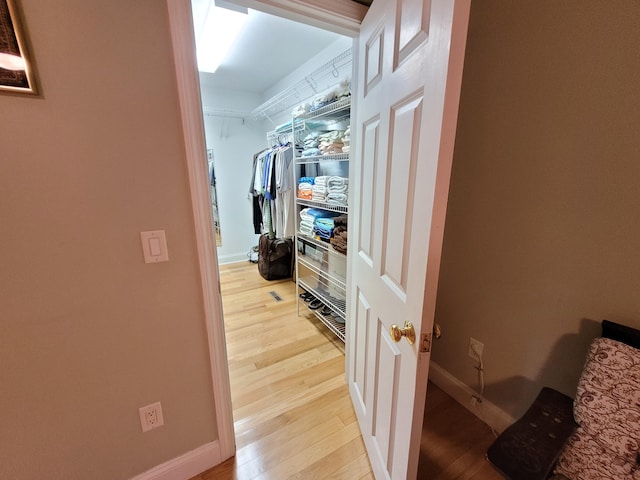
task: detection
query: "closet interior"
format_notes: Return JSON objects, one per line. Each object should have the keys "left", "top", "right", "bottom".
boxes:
{"left": 197, "top": 9, "right": 353, "bottom": 343}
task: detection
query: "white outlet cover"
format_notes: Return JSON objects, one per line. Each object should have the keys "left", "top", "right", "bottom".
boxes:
{"left": 139, "top": 401, "right": 164, "bottom": 432}
{"left": 468, "top": 337, "right": 484, "bottom": 360}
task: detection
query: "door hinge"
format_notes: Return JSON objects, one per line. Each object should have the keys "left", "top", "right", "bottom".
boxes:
{"left": 420, "top": 333, "right": 432, "bottom": 353}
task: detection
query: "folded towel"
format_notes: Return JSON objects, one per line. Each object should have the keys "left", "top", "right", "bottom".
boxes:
{"left": 327, "top": 176, "right": 348, "bottom": 188}
{"left": 292, "top": 102, "right": 310, "bottom": 117}
{"left": 298, "top": 182, "right": 312, "bottom": 199}
{"left": 300, "top": 219, "right": 314, "bottom": 229}
{"left": 299, "top": 177, "right": 315, "bottom": 185}
{"left": 302, "top": 148, "right": 321, "bottom": 157}
{"left": 326, "top": 193, "right": 348, "bottom": 205}
{"left": 313, "top": 224, "right": 334, "bottom": 240}
{"left": 311, "top": 183, "right": 326, "bottom": 202}
{"left": 319, "top": 144, "right": 343, "bottom": 155}
{"left": 334, "top": 215, "right": 348, "bottom": 229}
{"left": 299, "top": 223, "right": 314, "bottom": 236}
{"left": 327, "top": 184, "right": 348, "bottom": 194}
{"left": 331, "top": 230, "right": 348, "bottom": 254}
{"left": 318, "top": 130, "right": 345, "bottom": 143}
{"left": 300, "top": 208, "right": 340, "bottom": 221}
{"left": 315, "top": 217, "right": 335, "bottom": 229}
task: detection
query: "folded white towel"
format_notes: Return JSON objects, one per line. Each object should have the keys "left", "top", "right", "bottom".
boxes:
{"left": 300, "top": 219, "right": 314, "bottom": 229}
{"left": 292, "top": 102, "right": 311, "bottom": 117}
{"left": 328, "top": 184, "right": 348, "bottom": 194}
{"left": 327, "top": 176, "right": 348, "bottom": 188}
{"left": 299, "top": 223, "right": 314, "bottom": 235}
{"left": 314, "top": 175, "right": 329, "bottom": 186}
{"left": 326, "top": 193, "right": 348, "bottom": 205}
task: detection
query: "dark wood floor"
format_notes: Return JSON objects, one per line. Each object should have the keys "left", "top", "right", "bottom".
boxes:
{"left": 190, "top": 262, "right": 502, "bottom": 480}
{"left": 418, "top": 385, "right": 502, "bottom": 479}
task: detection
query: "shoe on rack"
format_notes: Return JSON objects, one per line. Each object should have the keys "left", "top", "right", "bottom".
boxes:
{"left": 308, "top": 299, "right": 323, "bottom": 310}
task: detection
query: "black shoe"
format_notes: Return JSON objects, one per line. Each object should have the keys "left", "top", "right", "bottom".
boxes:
{"left": 309, "top": 299, "right": 323, "bottom": 310}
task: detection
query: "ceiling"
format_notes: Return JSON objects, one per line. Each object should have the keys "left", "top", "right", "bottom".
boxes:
{"left": 195, "top": 7, "right": 346, "bottom": 94}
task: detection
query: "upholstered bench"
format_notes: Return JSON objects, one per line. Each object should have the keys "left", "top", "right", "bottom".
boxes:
{"left": 487, "top": 320, "right": 640, "bottom": 480}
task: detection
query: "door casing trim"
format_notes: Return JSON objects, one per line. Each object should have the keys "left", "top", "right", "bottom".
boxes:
{"left": 165, "top": 0, "right": 363, "bottom": 465}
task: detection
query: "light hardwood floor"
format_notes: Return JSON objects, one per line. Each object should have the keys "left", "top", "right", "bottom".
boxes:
{"left": 190, "top": 261, "right": 502, "bottom": 480}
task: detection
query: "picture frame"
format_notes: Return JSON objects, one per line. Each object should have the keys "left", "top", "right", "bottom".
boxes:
{"left": 0, "top": 0, "right": 37, "bottom": 95}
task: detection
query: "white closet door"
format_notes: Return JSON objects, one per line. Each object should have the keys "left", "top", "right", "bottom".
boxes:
{"left": 347, "top": 0, "right": 471, "bottom": 478}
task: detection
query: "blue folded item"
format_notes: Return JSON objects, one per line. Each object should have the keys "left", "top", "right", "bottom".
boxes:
{"left": 299, "top": 177, "right": 315, "bottom": 185}
{"left": 306, "top": 208, "right": 340, "bottom": 220}
{"left": 302, "top": 148, "right": 322, "bottom": 157}
{"left": 315, "top": 217, "right": 335, "bottom": 229}
{"left": 313, "top": 223, "right": 334, "bottom": 240}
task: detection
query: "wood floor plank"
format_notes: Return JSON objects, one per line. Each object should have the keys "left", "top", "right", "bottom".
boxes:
{"left": 191, "top": 261, "right": 502, "bottom": 480}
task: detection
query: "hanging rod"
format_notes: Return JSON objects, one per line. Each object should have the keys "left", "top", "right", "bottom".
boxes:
{"left": 250, "top": 48, "right": 352, "bottom": 123}
{"left": 202, "top": 107, "right": 252, "bottom": 120}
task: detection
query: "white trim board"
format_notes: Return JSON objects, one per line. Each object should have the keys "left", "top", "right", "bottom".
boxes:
{"left": 166, "top": 0, "right": 236, "bottom": 461}
{"left": 227, "top": 0, "right": 365, "bottom": 36}
{"left": 130, "top": 442, "right": 221, "bottom": 480}
{"left": 428, "top": 362, "right": 515, "bottom": 434}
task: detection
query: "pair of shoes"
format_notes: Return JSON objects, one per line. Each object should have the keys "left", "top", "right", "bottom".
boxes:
{"left": 300, "top": 291, "right": 315, "bottom": 302}
{"left": 309, "top": 299, "right": 323, "bottom": 310}
{"left": 321, "top": 306, "right": 332, "bottom": 316}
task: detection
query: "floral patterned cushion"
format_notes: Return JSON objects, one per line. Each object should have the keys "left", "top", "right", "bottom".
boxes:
{"left": 554, "top": 338, "right": 640, "bottom": 480}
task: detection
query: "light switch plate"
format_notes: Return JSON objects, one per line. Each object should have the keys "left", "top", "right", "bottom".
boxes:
{"left": 140, "top": 230, "right": 169, "bottom": 263}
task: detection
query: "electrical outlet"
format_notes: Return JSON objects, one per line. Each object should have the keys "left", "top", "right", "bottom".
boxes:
{"left": 468, "top": 337, "right": 484, "bottom": 362}
{"left": 139, "top": 402, "right": 164, "bottom": 432}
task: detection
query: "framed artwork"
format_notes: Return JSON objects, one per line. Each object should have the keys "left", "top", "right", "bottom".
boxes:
{"left": 0, "top": 0, "right": 37, "bottom": 94}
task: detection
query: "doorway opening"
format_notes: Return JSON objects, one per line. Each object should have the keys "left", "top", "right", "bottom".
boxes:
{"left": 189, "top": 3, "right": 370, "bottom": 477}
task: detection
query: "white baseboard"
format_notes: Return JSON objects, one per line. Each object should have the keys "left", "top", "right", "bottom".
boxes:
{"left": 217, "top": 253, "right": 251, "bottom": 265}
{"left": 428, "top": 362, "right": 515, "bottom": 434}
{"left": 130, "top": 441, "right": 223, "bottom": 480}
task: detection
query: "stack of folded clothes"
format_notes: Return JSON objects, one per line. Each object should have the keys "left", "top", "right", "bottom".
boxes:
{"left": 313, "top": 217, "right": 335, "bottom": 241}
{"left": 299, "top": 208, "right": 340, "bottom": 237}
{"left": 297, "top": 177, "right": 313, "bottom": 200}
{"left": 342, "top": 126, "right": 350, "bottom": 154}
{"left": 318, "top": 130, "right": 345, "bottom": 155}
{"left": 336, "top": 78, "right": 351, "bottom": 101}
{"left": 292, "top": 77, "right": 351, "bottom": 116}
{"left": 310, "top": 89, "right": 338, "bottom": 112}
{"left": 330, "top": 215, "right": 348, "bottom": 254}
{"left": 312, "top": 176, "right": 328, "bottom": 202}
{"left": 301, "top": 132, "right": 322, "bottom": 157}
{"left": 299, "top": 208, "right": 315, "bottom": 235}
{"left": 326, "top": 176, "right": 349, "bottom": 206}
{"left": 292, "top": 102, "right": 310, "bottom": 117}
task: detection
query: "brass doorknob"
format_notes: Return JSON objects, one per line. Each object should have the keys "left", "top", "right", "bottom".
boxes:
{"left": 390, "top": 321, "right": 416, "bottom": 345}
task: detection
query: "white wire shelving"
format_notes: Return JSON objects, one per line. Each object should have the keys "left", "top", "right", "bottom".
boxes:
{"left": 251, "top": 48, "right": 352, "bottom": 124}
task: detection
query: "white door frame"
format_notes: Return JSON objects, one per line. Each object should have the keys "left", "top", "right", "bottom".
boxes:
{"left": 166, "top": 0, "right": 236, "bottom": 461}
{"left": 165, "top": 0, "right": 366, "bottom": 465}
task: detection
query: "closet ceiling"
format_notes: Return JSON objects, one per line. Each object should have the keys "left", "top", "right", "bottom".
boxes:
{"left": 195, "top": 6, "right": 351, "bottom": 93}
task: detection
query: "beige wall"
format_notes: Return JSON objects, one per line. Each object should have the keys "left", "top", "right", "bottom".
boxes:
{"left": 0, "top": 1, "right": 218, "bottom": 479}
{"left": 433, "top": 0, "right": 640, "bottom": 419}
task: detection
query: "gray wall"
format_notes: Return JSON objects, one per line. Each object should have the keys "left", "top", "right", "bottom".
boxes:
{"left": 0, "top": 1, "right": 218, "bottom": 478}
{"left": 434, "top": 0, "right": 640, "bottom": 419}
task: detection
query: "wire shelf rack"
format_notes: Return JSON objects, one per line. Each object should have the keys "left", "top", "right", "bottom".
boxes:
{"left": 296, "top": 199, "right": 348, "bottom": 214}
{"left": 251, "top": 49, "right": 352, "bottom": 123}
